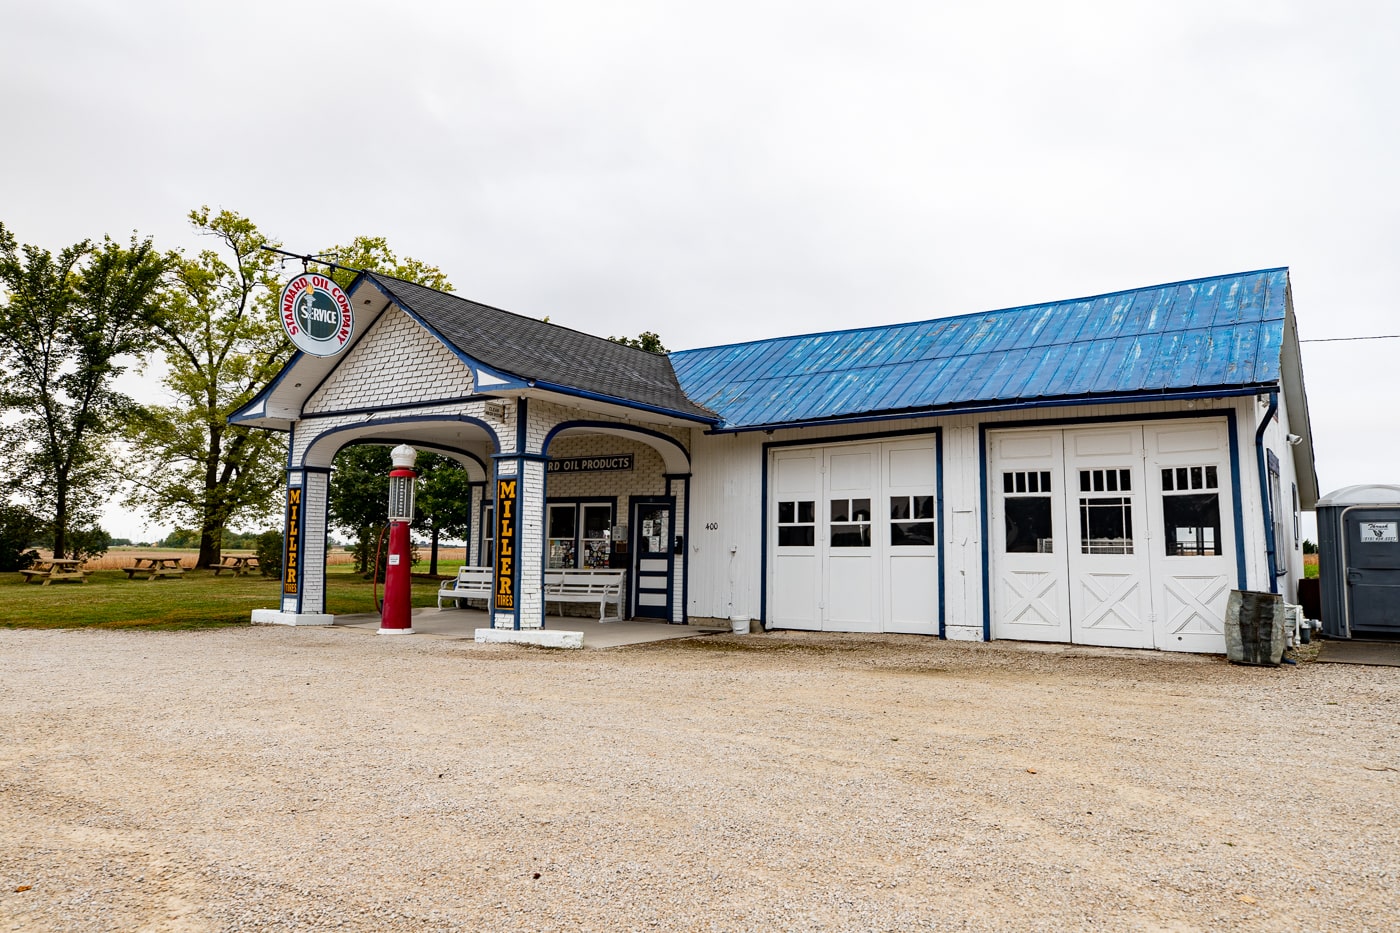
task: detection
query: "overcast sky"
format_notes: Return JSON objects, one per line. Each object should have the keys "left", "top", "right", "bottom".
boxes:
{"left": 2, "top": 1, "right": 1396, "bottom": 541}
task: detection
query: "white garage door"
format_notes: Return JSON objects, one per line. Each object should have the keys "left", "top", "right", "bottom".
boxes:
{"left": 769, "top": 438, "right": 939, "bottom": 634}
{"left": 989, "top": 421, "right": 1236, "bottom": 652}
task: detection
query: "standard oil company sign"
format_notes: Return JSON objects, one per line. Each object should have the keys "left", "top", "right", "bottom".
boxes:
{"left": 280, "top": 273, "right": 354, "bottom": 356}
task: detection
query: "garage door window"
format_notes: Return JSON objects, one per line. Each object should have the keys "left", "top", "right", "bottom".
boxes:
{"left": 1079, "top": 469, "right": 1134, "bottom": 555}
{"left": 1161, "top": 465, "right": 1221, "bottom": 556}
{"left": 1003, "top": 471, "right": 1053, "bottom": 553}
{"left": 830, "top": 498, "right": 871, "bottom": 548}
{"left": 777, "top": 500, "right": 815, "bottom": 547}
{"left": 890, "top": 495, "right": 935, "bottom": 546}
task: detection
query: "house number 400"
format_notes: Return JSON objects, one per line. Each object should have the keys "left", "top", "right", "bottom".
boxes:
{"left": 704, "top": 522, "right": 719, "bottom": 530}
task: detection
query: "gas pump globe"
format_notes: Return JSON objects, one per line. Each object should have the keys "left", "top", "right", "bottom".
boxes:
{"left": 378, "top": 444, "right": 419, "bottom": 634}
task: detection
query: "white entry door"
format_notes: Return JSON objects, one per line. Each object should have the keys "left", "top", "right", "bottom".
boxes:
{"left": 824, "top": 445, "right": 880, "bottom": 632}
{"left": 770, "top": 451, "right": 820, "bottom": 630}
{"left": 1145, "top": 422, "right": 1237, "bottom": 653}
{"left": 770, "top": 438, "right": 939, "bottom": 634}
{"left": 883, "top": 440, "right": 940, "bottom": 634}
{"left": 1063, "top": 428, "right": 1153, "bottom": 649}
{"left": 989, "top": 431, "right": 1071, "bottom": 642}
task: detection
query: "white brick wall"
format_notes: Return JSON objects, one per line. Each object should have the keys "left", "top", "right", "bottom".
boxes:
{"left": 306, "top": 308, "right": 474, "bottom": 413}
{"left": 300, "top": 472, "right": 329, "bottom": 613}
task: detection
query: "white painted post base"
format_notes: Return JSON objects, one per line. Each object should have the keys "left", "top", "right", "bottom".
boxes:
{"left": 377, "top": 627, "right": 416, "bottom": 635}
{"left": 475, "top": 628, "right": 583, "bottom": 649}
{"left": 251, "top": 609, "right": 335, "bottom": 626}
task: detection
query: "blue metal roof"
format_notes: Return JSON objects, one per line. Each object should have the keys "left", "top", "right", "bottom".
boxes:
{"left": 669, "top": 268, "right": 1291, "bottom": 430}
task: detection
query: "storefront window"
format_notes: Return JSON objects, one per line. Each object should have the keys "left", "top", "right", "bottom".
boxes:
{"left": 547, "top": 500, "right": 614, "bottom": 568}
{"left": 548, "top": 504, "right": 577, "bottom": 568}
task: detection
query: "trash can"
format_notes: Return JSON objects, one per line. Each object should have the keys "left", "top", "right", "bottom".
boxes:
{"left": 1225, "top": 590, "right": 1285, "bottom": 666}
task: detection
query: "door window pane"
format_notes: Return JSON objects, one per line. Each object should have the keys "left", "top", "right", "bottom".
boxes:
{"left": 1162, "top": 493, "right": 1221, "bottom": 556}
{"left": 1080, "top": 497, "right": 1134, "bottom": 554}
{"left": 1160, "top": 464, "right": 1223, "bottom": 557}
{"left": 778, "top": 499, "right": 815, "bottom": 547}
{"left": 1005, "top": 497, "right": 1053, "bottom": 553}
{"left": 830, "top": 498, "right": 871, "bottom": 548}
{"left": 890, "top": 495, "right": 935, "bottom": 546}
{"left": 1003, "top": 472, "right": 1053, "bottom": 553}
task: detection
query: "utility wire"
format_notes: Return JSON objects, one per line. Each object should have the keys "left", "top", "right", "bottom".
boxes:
{"left": 1300, "top": 334, "right": 1400, "bottom": 343}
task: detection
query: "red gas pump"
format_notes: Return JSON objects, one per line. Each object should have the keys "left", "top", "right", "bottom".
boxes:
{"left": 378, "top": 444, "right": 418, "bottom": 635}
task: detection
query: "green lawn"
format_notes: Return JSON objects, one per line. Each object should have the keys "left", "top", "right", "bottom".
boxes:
{"left": 0, "top": 566, "right": 450, "bottom": 630}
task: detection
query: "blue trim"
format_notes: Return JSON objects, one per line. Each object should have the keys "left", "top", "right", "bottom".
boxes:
{"left": 1227, "top": 413, "right": 1247, "bottom": 590}
{"left": 936, "top": 429, "right": 946, "bottom": 640}
{"left": 978, "top": 426, "right": 991, "bottom": 641}
{"left": 540, "top": 419, "right": 692, "bottom": 472}
{"left": 1256, "top": 392, "right": 1280, "bottom": 594}
{"left": 708, "top": 385, "right": 1274, "bottom": 435}
{"left": 494, "top": 459, "right": 524, "bottom": 631}
{"left": 664, "top": 472, "right": 693, "bottom": 480}
{"left": 299, "top": 465, "right": 333, "bottom": 475}
{"left": 671, "top": 475, "right": 691, "bottom": 625}
{"left": 516, "top": 397, "right": 528, "bottom": 454}
{"left": 477, "top": 496, "right": 494, "bottom": 569}
{"left": 493, "top": 452, "right": 550, "bottom": 463}
{"left": 760, "top": 426, "right": 945, "bottom": 636}
{"left": 529, "top": 378, "right": 720, "bottom": 426}
{"left": 287, "top": 473, "right": 307, "bottom": 614}
{"left": 979, "top": 408, "right": 1248, "bottom": 641}
{"left": 295, "top": 414, "right": 501, "bottom": 468}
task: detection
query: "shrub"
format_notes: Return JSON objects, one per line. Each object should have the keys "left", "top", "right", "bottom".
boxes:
{"left": 0, "top": 505, "right": 41, "bottom": 572}
{"left": 65, "top": 526, "right": 112, "bottom": 561}
{"left": 255, "top": 530, "right": 283, "bottom": 578}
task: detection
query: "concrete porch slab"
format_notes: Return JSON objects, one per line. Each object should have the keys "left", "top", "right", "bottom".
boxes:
{"left": 328, "top": 606, "right": 728, "bottom": 648}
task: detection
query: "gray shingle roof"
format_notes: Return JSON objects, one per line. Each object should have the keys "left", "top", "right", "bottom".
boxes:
{"left": 365, "top": 273, "right": 717, "bottom": 422}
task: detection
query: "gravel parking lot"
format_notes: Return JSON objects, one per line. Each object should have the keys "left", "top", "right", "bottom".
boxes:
{"left": 2, "top": 626, "right": 1397, "bottom": 932}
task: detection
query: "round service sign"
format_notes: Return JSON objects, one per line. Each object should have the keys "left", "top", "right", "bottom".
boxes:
{"left": 279, "top": 273, "right": 354, "bottom": 357}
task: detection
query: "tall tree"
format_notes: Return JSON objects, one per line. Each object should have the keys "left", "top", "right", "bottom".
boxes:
{"left": 327, "top": 444, "right": 393, "bottom": 574}
{"left": 321, "top": 235, "right": 453, "bottom": 293}
{"left": 415, "top": 453, "right": 474, "bottom": 575}
{"left": 0, "top": 224, "right": 167, "bottom": 558}
{"left": 608, "top": 331, "right": 668, "bottom": 353}
{"left": 123, "top": 208, "right": 289, "bottom": 568}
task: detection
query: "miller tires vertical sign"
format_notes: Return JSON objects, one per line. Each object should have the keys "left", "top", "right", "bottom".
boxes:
{"left": 283, "top": 487, "right": 301, "bottom": 597}
{"left": 494, "top": 478, "right": 518, "bottom": 611}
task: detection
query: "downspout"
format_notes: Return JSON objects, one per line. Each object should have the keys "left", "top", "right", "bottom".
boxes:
{"left": 1254, "top": 391, "right": 1279, "bottom": 594}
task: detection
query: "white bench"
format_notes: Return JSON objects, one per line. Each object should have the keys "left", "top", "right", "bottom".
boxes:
{"left": 545, "top": 569, "right": 626, "bottom": 622}
{"left": 437, "top": 566, "right": 494, "bottom": 608}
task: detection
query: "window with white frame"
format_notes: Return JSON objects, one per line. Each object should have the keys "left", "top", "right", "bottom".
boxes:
{"left": 547, "top": 500, "right": 613, "bottom": 569}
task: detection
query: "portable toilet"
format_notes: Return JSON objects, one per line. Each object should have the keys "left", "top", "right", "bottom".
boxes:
{"left": 1317, "top": 484, "right": 1400, "bottom": 639}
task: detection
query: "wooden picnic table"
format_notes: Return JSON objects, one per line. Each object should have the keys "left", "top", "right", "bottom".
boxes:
{"left": 123, "top": 556, "right": 186, "bottom": 581}
{"left": 19, "top": 558, "right": 90, "bottom": 585}
{"left": 212, "top": 554, "right": 261, "bottom": 577}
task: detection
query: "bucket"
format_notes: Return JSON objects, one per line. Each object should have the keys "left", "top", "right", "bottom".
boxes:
{"left": 729, "top": 616, "right": 750, "bottom": 635}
